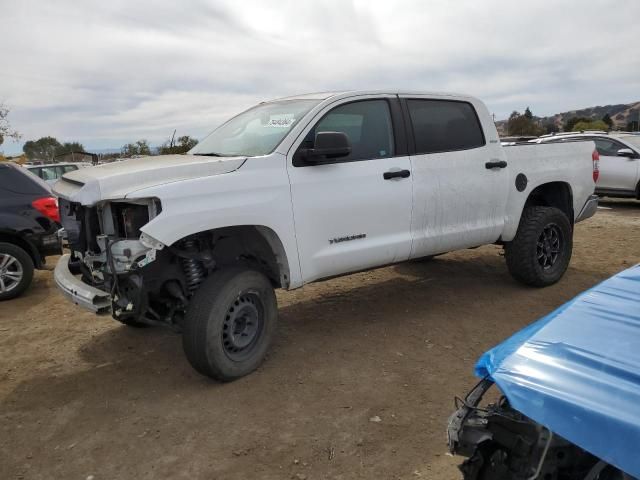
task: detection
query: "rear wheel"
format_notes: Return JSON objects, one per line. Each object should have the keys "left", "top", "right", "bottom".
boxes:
{"left": 0, "top": 242, "right": 34, "bottom": 301}
{"left": 182, "top": 267, "right": 277, "bottom": 381}
{"left": 505, "top": 207, "right": 572, "bottom": 287}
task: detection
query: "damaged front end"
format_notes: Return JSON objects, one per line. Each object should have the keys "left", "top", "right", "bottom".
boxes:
{"left": 447, "top": 379, "right": 615, "bottom": 480}
{"left": 448, "top": 264, "right": 640, "bottom": 479}
{"left": 55, "top": 198, "right": 190, "bottom": 328}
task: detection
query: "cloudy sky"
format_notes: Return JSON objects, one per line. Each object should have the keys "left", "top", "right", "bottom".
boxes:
{"left": 2, "top": 0, "right": 639, "bottom": 154}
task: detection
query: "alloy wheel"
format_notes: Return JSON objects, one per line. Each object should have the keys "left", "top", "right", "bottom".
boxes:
{"left": 0, "top": 253, "right": 24, "bottom": 293}
{"left": 536, "top": 223, "right": 562, "bottom": 270}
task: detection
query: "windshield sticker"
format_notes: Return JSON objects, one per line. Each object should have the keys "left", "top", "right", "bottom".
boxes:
{"left": 266, "top": 114, "right": 295, "bottom": 127}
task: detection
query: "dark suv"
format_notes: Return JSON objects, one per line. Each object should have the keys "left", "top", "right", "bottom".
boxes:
{"left": 0, "top": 163, "right": 62, "bottom": 300}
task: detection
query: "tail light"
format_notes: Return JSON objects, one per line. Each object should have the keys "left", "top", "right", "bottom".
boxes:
{"left": 32, "top": 196, "right": 60, "bottom": 223}
{"left": 592, "top": 149, "right": 600, "bottom": 183}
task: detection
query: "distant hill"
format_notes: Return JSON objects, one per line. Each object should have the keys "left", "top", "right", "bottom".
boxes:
{"left": 496, "top": 101, "right": 640, "bottom": 133}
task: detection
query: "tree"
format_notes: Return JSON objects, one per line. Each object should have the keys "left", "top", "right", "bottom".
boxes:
{"left": 121, "top": 139, "right": 152, "bottom": 157}
{"left": 524, "top": 107, "right": 533, "bottom": 120}
{"left": 602, "top": 113, "right": 613, "bottom": 129}
{"left": 158, "top": 134, "right": 199, "bottom": 155}
{"left": 0, "top": 104, "right": 21, "bottom": 146}
{"left": 544, "top": 123, "right": 560, "bottom": 134}
{"left": 571, "top": 120, "right": 608, "bottom": 132}
{"left": 23, "top": 136, "right": 61, "bottom": 161}
{"left": 563, "top": 116, "right": 590, "bottom": 132}
{"left": 55, "top": 141, "right": 85, "bottom": 156}
{"left": 507, "top": 110, "right": 543, "bottom": 136}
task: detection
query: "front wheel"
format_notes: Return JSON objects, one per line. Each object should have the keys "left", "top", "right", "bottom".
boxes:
{"left": 505, "top": 206, "right": 572, "bottom": 287}
{"left": 0, "top": 242, "right": 35, "bottom": 301}
{"left": 182, "top": 267, "right": 278, "bottom": 381}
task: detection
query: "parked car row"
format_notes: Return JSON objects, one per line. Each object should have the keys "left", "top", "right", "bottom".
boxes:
{"left": 2, "top": 92, "right": 637, "bottom": 478}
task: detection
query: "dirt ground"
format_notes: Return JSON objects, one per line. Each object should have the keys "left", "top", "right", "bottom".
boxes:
{"left": 1, "top": 199, "right": 639, "bottom": 480}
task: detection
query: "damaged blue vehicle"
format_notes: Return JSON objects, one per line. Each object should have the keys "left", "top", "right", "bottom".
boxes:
{"left": 448, "top": 264, "right": 640, "bottom": 479}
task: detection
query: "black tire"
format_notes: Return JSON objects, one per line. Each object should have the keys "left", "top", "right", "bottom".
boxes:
{"left": 182, "top": 267, "right": 277, "bottom": 381}
{"left": 0, "top": 242, "right": 35, "bottom": 301}
{"left": 505, "top": 206, "right": 572, "bottom": 287}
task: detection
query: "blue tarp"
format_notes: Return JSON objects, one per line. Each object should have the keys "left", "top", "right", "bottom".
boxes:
{"left": 476, "top": 264, "right": 640, "bottom": 478}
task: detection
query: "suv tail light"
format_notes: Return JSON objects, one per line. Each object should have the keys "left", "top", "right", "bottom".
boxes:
{"left": 32, "top": 196, "right": 60, "bottom": 223}
{"left": 592, "top": 149, "right": 600, "bottom": 183}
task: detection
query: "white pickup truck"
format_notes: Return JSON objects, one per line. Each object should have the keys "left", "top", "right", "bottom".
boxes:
{"left": 53, "top": 90, "right": 599, "bottom": 381}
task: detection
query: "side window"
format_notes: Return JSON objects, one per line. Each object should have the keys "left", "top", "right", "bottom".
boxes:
{"left": 407, "top": 99, "right": 485, "bottom": 154}
{"left": 311, "top": 100, "right": 395, "bottom": 162}
{"left": 62, "top": 165, "right": 78, "bottom": 173}
{"left": 40, "top": 166, "right": 57, "bottom": 181}
{"left": 594, "top": 138, "right": 622, "bottom": 156}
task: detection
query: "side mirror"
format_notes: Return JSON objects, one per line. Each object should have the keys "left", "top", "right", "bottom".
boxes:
{"left": 303, "top": 131, "right": 351, "bottom": 164}
{"left": 617, "top": 148, "right": 637, "bottom": 158}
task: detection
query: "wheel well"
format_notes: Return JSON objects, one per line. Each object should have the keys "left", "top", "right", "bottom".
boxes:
{"left": 173, "top": 226, "right": 290, "bottom": 289}
{"left": 524, "top": 182, "right": 574, "bottom": 224}
{"left": 0, "top": 233, "right": 41, "bottom": 268}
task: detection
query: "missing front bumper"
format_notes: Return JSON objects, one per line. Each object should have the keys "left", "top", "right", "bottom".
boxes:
{"left": 54, "top": 254, "right": 111, "bottom": 314}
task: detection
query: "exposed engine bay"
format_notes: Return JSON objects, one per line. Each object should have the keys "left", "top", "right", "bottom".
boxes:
{"left": 58, "top": 198, "right": 280, "bottom": 329}
{"left": 448, "top": 379, "right": 635, "bottom": 480}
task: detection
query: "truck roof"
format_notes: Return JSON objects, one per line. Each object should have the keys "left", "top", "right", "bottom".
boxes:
{"left": 269, "top": 90, "right": 475, "bottom": 103}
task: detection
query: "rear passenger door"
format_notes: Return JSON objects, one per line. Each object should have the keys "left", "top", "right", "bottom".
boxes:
{"left": 401, "top": 96, "right": 508, "bottom": 257}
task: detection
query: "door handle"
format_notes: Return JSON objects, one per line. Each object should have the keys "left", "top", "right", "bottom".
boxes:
{"left": 485, "top": 160, "right": 507, "bottom": 169}
{"left": 383, "top": 169, "right": 411, "bottom": 180}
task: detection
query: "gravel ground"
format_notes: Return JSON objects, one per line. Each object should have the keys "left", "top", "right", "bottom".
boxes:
{"left": 1, "top": 198, "right": 639, "bottom": 480}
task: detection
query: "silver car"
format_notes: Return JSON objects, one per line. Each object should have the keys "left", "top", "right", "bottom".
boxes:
{"left": 536, "top": 132, "right": 640, "bottom": 198}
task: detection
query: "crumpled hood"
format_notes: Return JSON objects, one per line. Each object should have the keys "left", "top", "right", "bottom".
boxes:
{"left": 476, "top": 264, "right": 640, "bottom": 478}
{"left": 52, "top": 154, "right": 246, "bottom": 205}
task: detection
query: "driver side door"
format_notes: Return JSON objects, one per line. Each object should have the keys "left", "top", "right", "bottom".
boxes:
{"left": 286, "top": 96, "right": 414, "bottom": 284}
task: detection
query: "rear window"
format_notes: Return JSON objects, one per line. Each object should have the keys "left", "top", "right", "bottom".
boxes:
{"left": 407, "top": 99, "right": 485, "bottom": 154}
{"left": 0, "top": 164, "right": 51, "bottom": 196}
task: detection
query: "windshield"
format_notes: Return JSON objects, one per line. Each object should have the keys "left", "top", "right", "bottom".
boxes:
{"left": 190, "top": 99, "right": 320, "bottom": 157}
{"left": 621, "top": 135, "right": 640, "bottom": 150}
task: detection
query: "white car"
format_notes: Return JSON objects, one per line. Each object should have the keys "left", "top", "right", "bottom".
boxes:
{"left": 52, "top": 90, "right": 598, "bottom": 381}
{"left": 536, "top": 132, "right": 640, "bottom": 198}
{"left": 26, "top": 162, "right": 93, "bottom": 186}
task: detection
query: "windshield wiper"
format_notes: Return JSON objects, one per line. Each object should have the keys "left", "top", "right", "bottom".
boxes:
{"left": 193, "top": 152, "right": 225, "bottom": 157}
